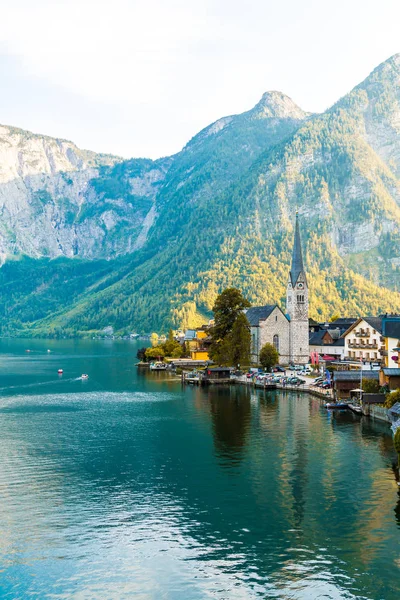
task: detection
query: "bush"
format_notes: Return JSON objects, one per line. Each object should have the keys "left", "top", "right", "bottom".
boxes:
{"left": 385, "top": 388, "right": 400, "bottom": 408}
{"left": 362, "top": 379, "right": 380, "bottom": 393}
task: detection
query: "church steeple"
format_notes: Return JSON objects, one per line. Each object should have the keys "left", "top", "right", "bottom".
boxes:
{"left": 289, "top": 213, "right": 306, "bottom": 286}
{"left": 286, "top": 212, "right": 309, "bottom": 364}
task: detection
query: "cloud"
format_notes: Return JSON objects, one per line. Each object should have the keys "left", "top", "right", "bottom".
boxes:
{"left": 0, "top": 0, "right": 399, "bottom": 158}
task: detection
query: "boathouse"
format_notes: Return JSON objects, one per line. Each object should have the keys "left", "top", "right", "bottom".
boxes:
{"left": 333, "top": 370, "right": 379, "bottom": 398}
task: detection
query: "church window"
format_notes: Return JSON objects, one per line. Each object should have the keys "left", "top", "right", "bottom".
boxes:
{"left": 275, "top": 315, "right": 278, "bottom": 322}
{"left": 252, "top": 333, "right": 256, "bottom": 353}
{"left": 273, "top": 335, "right": 279, "bottom": 352}
{"left": 297, "top": 295, "right": 305, "bottom": 303}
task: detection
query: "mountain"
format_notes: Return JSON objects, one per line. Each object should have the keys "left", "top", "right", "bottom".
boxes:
{"left": 1, "top": 55, "right": 400, "bottom": 336}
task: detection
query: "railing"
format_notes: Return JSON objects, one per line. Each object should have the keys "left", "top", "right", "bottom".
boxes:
{"left": 348, "top": 342, "right": 378, "bottom": 349}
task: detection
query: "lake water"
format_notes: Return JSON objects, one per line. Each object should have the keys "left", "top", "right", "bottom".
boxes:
{"left": 0, "top": 339, "right": 399, "bottom": 599}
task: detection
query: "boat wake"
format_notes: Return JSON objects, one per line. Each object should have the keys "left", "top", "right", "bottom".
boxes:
{"left": 0, "top": 377, "right": 83, "bottom": 393}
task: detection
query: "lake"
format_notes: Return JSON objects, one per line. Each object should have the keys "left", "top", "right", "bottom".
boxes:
{"left": 0, "top": 338, "right": 399, "bottom": 599}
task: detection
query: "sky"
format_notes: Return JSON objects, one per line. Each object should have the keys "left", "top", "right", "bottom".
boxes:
{"left": 0, "top": 0, "right": 399, "bottom": 159}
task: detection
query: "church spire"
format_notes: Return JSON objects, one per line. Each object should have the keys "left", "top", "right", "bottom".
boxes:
{"left": 289, "top": 213, "right": 306, "bottom": 286}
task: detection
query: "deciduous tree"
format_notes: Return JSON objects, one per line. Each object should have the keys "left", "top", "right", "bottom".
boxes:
{"left": 259, "top": 343, "right": 279, "bottom": 371}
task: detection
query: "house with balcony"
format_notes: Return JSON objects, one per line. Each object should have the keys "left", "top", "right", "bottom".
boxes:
{"left": 343, "top": 317, "right": 383, "bottom": 363}
{"left": 342, "top": 315, "right": 400, "bottom": 366}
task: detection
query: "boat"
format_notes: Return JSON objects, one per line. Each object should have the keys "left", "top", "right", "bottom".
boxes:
{"left": 149, "top": 361, "right": 167, "bottom": 371}
{"left": 348, "top": 404, "right": 363, "bottom": 414}
{"left": 58, "top": 369, "right": 63, "bottom": 374}
{"left": 81, "top": 374, "right": 89, "bottom": 379}
{"left": 183, "top": 371, "right": 201, "bottom": 384}
{"left": 325, "top": 401, "right": 348, "bottom": 410}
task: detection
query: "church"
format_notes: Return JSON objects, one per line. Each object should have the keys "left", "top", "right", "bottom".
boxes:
{"left": 245, "top": 214, "right": 309, "bottom": 365}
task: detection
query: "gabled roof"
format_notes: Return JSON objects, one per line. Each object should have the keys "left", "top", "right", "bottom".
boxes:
{"left": 245, "top": 305, "right": 278, "bottom": 326}
{"left": 363, "top": 317, "right": 383, "bottom": 333}
{"left": 342, "top": 317, "right": 383, "bottom": 337}
{"left": 309, "top": 330, "right": 332, "bottom": 345}
{"left": 329, "top": 318, "right": 357, "bottom": 327}
{"left": 327, "top": 328, "right": 342, "bottom": 340}
{"left": 289, "top": 214, "right": 306, "bottom": 286}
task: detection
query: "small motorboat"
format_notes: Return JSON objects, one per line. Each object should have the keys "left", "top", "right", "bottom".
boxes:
{"left": 81, "top": 374, "right": 89, "bottom": 380}
{"left": 325, "top": 401, "right": 348, "bottom": 410}
{"left": 149, "top": 362, "right": 167, "bottom": 371}
{"left": 58, "top": 369, "right": 63, "bottom": 374}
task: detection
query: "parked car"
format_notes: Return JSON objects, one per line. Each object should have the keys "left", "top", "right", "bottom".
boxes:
{"left": 288, "top": 377, "right": 306, "bottom": 385}
{"left": 273, "top": 365, "right": 286, "bottom": 373}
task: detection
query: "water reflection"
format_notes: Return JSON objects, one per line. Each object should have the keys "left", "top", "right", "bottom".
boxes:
{"left": 207, "top": 386, "right": 251, "bottom": 463}
{"left": 0, "top": 340, "right": 399, "bottom": 599}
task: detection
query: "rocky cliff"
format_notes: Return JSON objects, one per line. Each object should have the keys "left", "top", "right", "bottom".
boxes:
{"left": 2, "top": 54, "right": 400, "bottom": 335}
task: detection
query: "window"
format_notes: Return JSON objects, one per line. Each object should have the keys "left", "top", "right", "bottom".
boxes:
{"left": 275, "top": 315, "right": 278, "bottom": 322}
{"left": 273, "top": 334, "right": 279, "bottom": 353}
{"left": 297, "top": 295, "right": 305, "bottom": 303}
{"left": 252, "top": 333, "right": 256, "bottom": 353}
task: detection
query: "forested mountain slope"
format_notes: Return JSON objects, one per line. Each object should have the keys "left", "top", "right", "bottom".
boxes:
{"left": 1, "top": 55, "right": 400, "bottom": 335}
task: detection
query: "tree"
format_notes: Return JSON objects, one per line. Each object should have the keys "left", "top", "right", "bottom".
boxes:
{"left": 362, "top": 379, "right": 380, "bottom": 393}
{"left": 229, "top": 312, "right": 251, "bottom": 366}
{"left": 145, "top": 346, "right": 165, "bottom": 360}
{"left": 210, "top": 288, "right": 250, "bottom": 363}
{"left": 136, "top": 347, "right": 147, "bottom": 361}
{"left": 211, "top": 288, "right": 251, "bottom": 341}
{"left": 171, "top": 345, "right": 183, "bottom": 358}
{"left": 385, "top": 388, "right": 400, "bottom": 408}
{"left": 259, "top": 343, "right": 279, "bottom": 371}
{"left": 150, "top": 333, "right": 159, "bottom": 347}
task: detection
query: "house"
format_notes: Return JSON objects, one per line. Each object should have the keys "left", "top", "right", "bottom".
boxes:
{"left": 191, "top": 350, "right": 209, "bottom": 361}
{"left": 246, "top": 214, "right": 309, "bottom": 365}
{"left": 186, "top": 327, "right": 212, "bottom": 361}
{"left": 342, "top": 317, "right": 383, "bottom": 363}
{"left": 333, "top": 370, "right": 379, "bottom": 398}
{"left": 342, "top": 315, "right": 400, "bottom": 366}
{"left": 309, "top": 329, "right": 345, "bottom": 361}
{"left": 203, "top": 367, "right": 232, "bottom": 382}
{"left": 379, "top": 368, "right": 400, "bottom": 390}
{"left": 381, "top": 317, "right": 400, "bottom": 368}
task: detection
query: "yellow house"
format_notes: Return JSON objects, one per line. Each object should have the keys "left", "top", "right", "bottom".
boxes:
{"left": 191, "top": 350, "right": 209, "bottom": 361}
{"left": 196, "top": 330, "right": 208, "bottom": 340}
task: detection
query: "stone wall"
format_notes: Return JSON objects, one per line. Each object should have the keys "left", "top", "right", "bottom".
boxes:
{"left": 258, "top": 307, "right": 290, "bottom": 364}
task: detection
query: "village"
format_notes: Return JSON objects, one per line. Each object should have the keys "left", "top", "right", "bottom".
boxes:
{"left": 138, "top": 215, "right": 400, "bottom": 444}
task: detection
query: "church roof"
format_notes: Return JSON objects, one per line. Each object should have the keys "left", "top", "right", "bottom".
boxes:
{"left": 245, "top": 305, "right": 277, "bottom": 326}
{"left": 290, "top": 213, "right": 306, "bottom": 285}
